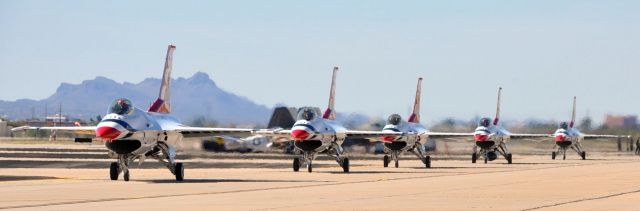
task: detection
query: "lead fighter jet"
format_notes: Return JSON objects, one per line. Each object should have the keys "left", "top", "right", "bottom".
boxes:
{"left": 13, "top": 45, "right": 255, "bottom": 181}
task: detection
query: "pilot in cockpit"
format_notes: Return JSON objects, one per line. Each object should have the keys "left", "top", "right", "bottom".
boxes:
{"left": 478, "top": 118, "right": 491, "bottom": 128}
{"left": 109, "top": 98, "right": 134, "bottom": 115}
{"left": 387, "top": 114, "right": 402, "bottom": 125}
{"left": 298, "top": 108, "right": 316, "bottom": 121}
{"left": 559, "top": 122, "right": 569, "bottom": 130}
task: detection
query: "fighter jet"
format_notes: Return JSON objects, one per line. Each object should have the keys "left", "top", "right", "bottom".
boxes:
{"left": 551, "top": 97, "right": 619, "bottom": 160}
{"left": 12, "top": 45, "right": 255, "bottom": 181}
{"left": 379, "top": 77, "right": 472, "bottom": 168}
{"left": 470, "top": 87, "right": 550, "bottom": 164}
{"left": 256, "top": 67, "right": 404, "bottom": 173}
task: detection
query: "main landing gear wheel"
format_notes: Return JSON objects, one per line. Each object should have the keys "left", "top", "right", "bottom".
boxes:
{"left": 471, "top": 153, "right": 477, "bottom": 163}
{"left": 424, "top": 156, "right": 431, "bottom": 168}
{"left": 110, "top": 162, "right": 119, "bottom": 180}
{"left": 563, "top": 153, "right": 566, "bottom": 160}
{"left": 506, "top": 153, "right": 513, "bottom": 164}
{"left": 293, "top": 158, "right": 301, "bottom": 172}
{"left": 383, "top": 155, "right": 390, "bottom": 167}
{"left": 552, "top": 152, "right": 556, "bottom": 160}
{"left": 307, "top": 163, "right": 313, "bottom": 173}
{"left": 394, "top": 159, "right": 399, "bottom": 168}
{"left": 581, "top": 151, "right": 586, "bottom": 160}
{"left": 484, "top": 155, "right": 488, "bottom": 164}
{"left": 174, "top": 162, "right": 184, "bottom": 181}
{"left": 342, "top": 158, "right": 350, "bottom": 173}
{"left": 123, "top": 171, "right": 130, "bottom": 182}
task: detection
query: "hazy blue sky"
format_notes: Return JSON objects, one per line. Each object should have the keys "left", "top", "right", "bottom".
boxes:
{"left": 1, "top": 0, "right": 638, "bottom": 124}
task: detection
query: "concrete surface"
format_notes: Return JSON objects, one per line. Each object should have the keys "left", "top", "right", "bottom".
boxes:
{"left": 0, "top": 142, "right": 639, "bottom": 210}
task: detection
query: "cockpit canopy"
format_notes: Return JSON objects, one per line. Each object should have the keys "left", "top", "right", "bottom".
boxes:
{"left": 297, "top": 107, "right": 318, "bottom": 121}
{"left": 478, "top": 117, "right": 491, "bottom": 127}
{"left": 109, "top": 98, "right": 134, "bottom": 115}
{"left": 387, "top": 114, "right": 402, "bottom": 125}
{"left": 559, "top": 121, "right": 569, "bottom": 130}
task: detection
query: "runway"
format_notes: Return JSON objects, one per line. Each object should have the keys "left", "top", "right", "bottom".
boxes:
{"left": 0, "top": 141, "right": 639, "bottom": 210}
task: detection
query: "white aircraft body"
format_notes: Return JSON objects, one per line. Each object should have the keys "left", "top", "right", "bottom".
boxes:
{"left": 12, "top": 45, "right": 254, "bottom": 181}
{"left": 469, "top": 87, "right": 550, "bottom": 164}
{"left": 551, "top": 97, "right": 619, "bottom": 160}
{"left": 256, "top": 67, "right": 404, "bottom": 173}
{"left": 379, "top": 78, "right": 472, "bottom": 168}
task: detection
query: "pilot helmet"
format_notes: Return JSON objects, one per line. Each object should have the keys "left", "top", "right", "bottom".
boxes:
{"left": 387, "top": 114, "right": 402, "bottom": 125}
{"left": 559, "top": 122, "right": 569, "bottom": 130}
{"left": 109, "top": 98, "right": 133, "bottom": 115}
{"left": 479, "top": 118, "right": 491, "bottom": 127}
{"left": 298, "top": 108, "right": 315, "bottom": 121}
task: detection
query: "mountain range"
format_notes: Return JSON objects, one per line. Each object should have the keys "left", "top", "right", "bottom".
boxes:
{"left": 0, "top": 72, "right": 272, "bottom": 125}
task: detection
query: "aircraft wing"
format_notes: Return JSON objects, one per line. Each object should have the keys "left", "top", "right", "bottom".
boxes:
{"left": 251, "top": 129, "right": 293, "bottom": 142}
{"left": 253, "top": 129, "right": 291, "bottom": 136}
{"left": 508, "top": 133, "right": 552, "bottom": 139}
{"left": 582, "top": 134, "right": 622, "bottom": 139}
{"left": 424, "top": 132, "right": 474, "bottom": 138}
{"left": 253, "top": 129, "right": 406, "bottom": 141}
{"left": 173, "top": 126, "right": 255, "bottom": 138}
{"left": 343, "top": 130, "right": 406, "bottom": 139}
{"left": 11, "top": 126, "right": 97, "bottom": 135}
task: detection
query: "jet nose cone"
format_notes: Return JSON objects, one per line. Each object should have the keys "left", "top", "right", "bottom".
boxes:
{"left": 96, "top": 126, "right": 122, "bottom": 140}
{"left": 381, "top": 136, "right": 397, "bottom": 142}
{"left": 291, "top": 129, "right": 311, "bottom": 140}
{"left": 474, "top": 134, "right": 489, "bottom": 141}
{"left": 381, "top": 128, "right": 400, "bottom": 142}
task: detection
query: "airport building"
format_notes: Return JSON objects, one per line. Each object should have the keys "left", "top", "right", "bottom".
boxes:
{"left": 604, "top": 114, "right": 637, "bottom": 127}
{"left": 25, "top": 114, "right": 79, "bottom": 127}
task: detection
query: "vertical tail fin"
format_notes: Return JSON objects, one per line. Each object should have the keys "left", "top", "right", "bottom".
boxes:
{"left": 407, "top": 77, "right": 423, "bottom": 123}
{"left": 322, "top": 66, "right": 339, "bottom": 120}
{"left": 493, "top": 87, "right": 502, "bottom": 125}
{"left": 570, "top": 96, "right": 577, "bottom": 128}
{"left": 148, "top": 44, "right": 176, "bottom": 113}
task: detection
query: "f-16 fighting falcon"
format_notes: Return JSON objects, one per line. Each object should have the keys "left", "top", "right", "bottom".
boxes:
{"left": 256, "top": 67, "right": 405, "bottom": 173}
{"left": 470, "top": 87, "right": 549, "bottom": 164}
{"left": 13, "top": 45, "right": 254, "bottom": 181}
{"left": 551, "top": 97, "right": 619, "bottom": 160}
{"left": 379, "top": 77, "right": 471, "bottom": 168}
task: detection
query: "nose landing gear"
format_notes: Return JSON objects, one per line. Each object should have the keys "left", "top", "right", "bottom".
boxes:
{"left": 108, "top": 142, "right": 184, "bottom": 182}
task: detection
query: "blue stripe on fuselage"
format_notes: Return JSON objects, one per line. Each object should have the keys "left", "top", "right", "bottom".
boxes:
{"left": 101, "top": 119, "right": 134, "bottom": 130}
{"left": 383, "top": 127, "right": 401, "bottom": 132}
{"left": 293, "top": 123, "right": 317, "bottom": 132}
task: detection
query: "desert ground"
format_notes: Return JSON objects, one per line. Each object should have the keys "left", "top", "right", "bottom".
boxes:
{"left": 0, "top": 138, "right": 639, "bottom": 210}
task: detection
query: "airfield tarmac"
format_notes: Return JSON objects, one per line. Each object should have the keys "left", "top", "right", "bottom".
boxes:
{"left": 0, "top": 140, "right": 639, "bottom": 210}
